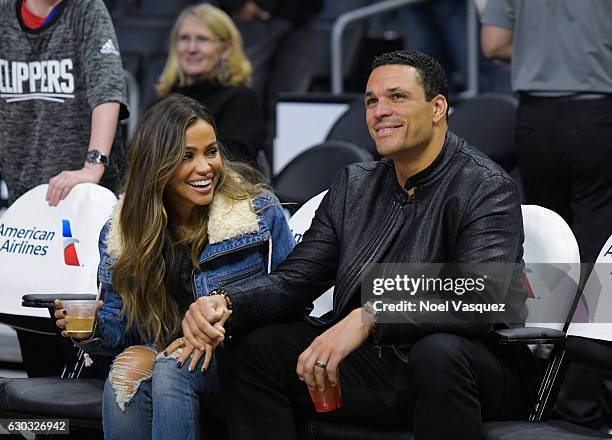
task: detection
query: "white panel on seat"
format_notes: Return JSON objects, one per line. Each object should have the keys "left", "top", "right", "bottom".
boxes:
{"left": 568, "top": 234, "right": 612, "bottom": 341}
{"left": 274, "top": 102, "right": 349, "bottom": 174}
{"left": 288, "top": 191, "right": 333, "bottom": 318}
{"left": 0, "top": 184, "right": 117, "bottom": 317}
{"left": 521, "top": 205, "right": 581, "bottom": 329}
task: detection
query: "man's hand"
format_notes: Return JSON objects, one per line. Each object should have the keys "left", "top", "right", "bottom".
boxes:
{"left": 46, "top": 164, "right": 104, "bottom": 206}
{"left": 236, "top": 0, "right": 270, "bottom": 21}
{"left": 182, "top": 295, "right": 231, "bottom": 351}
{"left": 297, "top": 308, "right": 374, "bottom": 390}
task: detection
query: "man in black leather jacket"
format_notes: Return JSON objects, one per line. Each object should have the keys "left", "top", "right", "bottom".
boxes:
{"left": 183, "top": 50, "right": 534, "bottom": 439}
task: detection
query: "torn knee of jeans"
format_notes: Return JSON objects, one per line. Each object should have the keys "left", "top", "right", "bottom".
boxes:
{"left": 109, "top": 345, "right": 157, "bottom": 411}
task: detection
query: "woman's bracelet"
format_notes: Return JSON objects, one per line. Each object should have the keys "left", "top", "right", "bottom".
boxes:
{"left": 208, "top": 289, "right": 233, "bottom": 311}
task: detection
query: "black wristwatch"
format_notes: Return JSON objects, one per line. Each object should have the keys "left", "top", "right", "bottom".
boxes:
{"left": 86, "top": 149, "right": 109, "bottom": 167}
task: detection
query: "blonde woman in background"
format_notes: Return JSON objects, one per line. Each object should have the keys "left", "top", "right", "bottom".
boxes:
{"left": 157, "top": 3, "right": 266, "bottom": 168}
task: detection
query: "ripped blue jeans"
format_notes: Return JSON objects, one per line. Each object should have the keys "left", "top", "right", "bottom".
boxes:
{"left": 102, "top": 345, "right": 223, "bottom": 440}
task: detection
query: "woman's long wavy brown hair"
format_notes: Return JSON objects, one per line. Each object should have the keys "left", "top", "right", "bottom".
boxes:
{"left": 112, "top": 94, "right": 265, "bottom": 347}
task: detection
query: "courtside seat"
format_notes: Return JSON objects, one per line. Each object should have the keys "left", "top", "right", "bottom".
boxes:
{"left": 2, "top": 378, "right": 104, "bottom": 423}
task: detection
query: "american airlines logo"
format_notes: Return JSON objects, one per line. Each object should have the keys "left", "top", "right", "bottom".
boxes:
{"left": 62, "top": 219, "right": 81, "bottom": 266}
{"left": 0, "top": 58, "right": 75, "bottom": 103}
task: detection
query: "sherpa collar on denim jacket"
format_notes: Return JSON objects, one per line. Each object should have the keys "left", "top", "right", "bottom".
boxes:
{"left": 104, "top": 192, "right": 261, "bottom": 260}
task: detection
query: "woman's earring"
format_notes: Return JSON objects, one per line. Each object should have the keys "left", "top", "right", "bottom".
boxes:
{"left": 217, "top": 58, "right": 231, "bottom": 83}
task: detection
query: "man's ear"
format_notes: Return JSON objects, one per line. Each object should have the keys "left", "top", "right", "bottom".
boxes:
{"left": 432, "top": 95, "right": 448, "bottom": 123}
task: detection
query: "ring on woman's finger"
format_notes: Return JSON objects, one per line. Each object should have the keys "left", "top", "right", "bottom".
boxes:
{"left": 179, "top": 337, "right": 186, "bottom": 348}
{"left": 314, "top": 361, "right": 327, "bottom": 369}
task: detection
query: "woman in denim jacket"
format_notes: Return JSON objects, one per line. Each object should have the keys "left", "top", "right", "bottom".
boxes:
{"left": 54, "top": 95, "right": 294, "bottom": 439}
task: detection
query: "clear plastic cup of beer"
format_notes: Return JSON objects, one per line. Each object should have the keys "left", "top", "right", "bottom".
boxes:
{"left": 63, "top": 300, "right": 98, "bottom": 336}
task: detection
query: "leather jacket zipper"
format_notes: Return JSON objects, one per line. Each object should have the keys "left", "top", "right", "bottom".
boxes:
{"left": 364, "top": 198, "right": 411, "bottom": 359}
{"left": 333, "top": 203, "right": 402, "bottom": 359}
{"left": 355, "top": 196, "right": 413, "bottom": 281}
{"left": 355, "top": 202, "right": 402, "bottom": 279}
{"left": 351, "top": 200, "right": 406, "bottom": 359}
{"left": 335, "top": 200, "right": 403, "bottom": 312}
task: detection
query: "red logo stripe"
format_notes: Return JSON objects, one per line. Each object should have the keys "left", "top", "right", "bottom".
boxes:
{"left": 523, "top": 274, "right": 535, "bottom": 299}
{"left": 64, "top": 243, "right": 80, "bottom": 266}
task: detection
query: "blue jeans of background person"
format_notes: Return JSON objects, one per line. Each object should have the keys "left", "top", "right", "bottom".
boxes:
{"left": 102, "top": 351, "right": 223, "bottom": 440}
{"left": 398, "top": 0, "right": 468, "bottom": 94}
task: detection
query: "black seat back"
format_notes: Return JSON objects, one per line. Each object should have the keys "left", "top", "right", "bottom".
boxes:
{"left": 274, "top": 140, "right": 373, "bottom": 212}
{"left": 325, "top": 99, "right": 379, "bottom": 159}
{"left": 448, "top": 93, "right": 518, "bottom": 172}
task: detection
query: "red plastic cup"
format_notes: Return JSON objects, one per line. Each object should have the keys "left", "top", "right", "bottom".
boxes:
{"left": 308, "top": 378, "right": 342, "bottom": 412}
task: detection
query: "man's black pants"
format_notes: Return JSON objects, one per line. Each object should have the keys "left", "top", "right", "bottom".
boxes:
{"left": 516, "top": 95, "right": 612, "bottom": 264}
{"left": 217, "top": 322, "right": 533, "bottom": 440}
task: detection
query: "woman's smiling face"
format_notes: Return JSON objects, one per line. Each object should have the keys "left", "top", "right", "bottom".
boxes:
{"left": 165, "top": 118, "right": 222, "bottom": 224}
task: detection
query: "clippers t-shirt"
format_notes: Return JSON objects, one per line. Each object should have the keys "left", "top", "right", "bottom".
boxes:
{"left": 0, "top": 0, "right": 128, "bottom": 204}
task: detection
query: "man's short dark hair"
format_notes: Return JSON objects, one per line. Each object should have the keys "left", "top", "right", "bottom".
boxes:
{"left": 372, "top": 50, "right": 448, "bottom": 101}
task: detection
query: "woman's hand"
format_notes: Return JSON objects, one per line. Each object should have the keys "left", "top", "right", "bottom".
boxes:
{"left": 53, "top": 299, "right": 103, "bottom": 340}
{"left": 162, "top": 337, "right": 215, "bottom": 373}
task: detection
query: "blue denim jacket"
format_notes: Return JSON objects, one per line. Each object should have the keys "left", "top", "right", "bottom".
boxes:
{"left": 78, "top": 191, "right": 294, "bottom": 356}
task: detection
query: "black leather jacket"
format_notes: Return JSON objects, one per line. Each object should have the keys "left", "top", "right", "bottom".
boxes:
{"left": 228, "top": 132, "right": 527, "bottom": 344}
